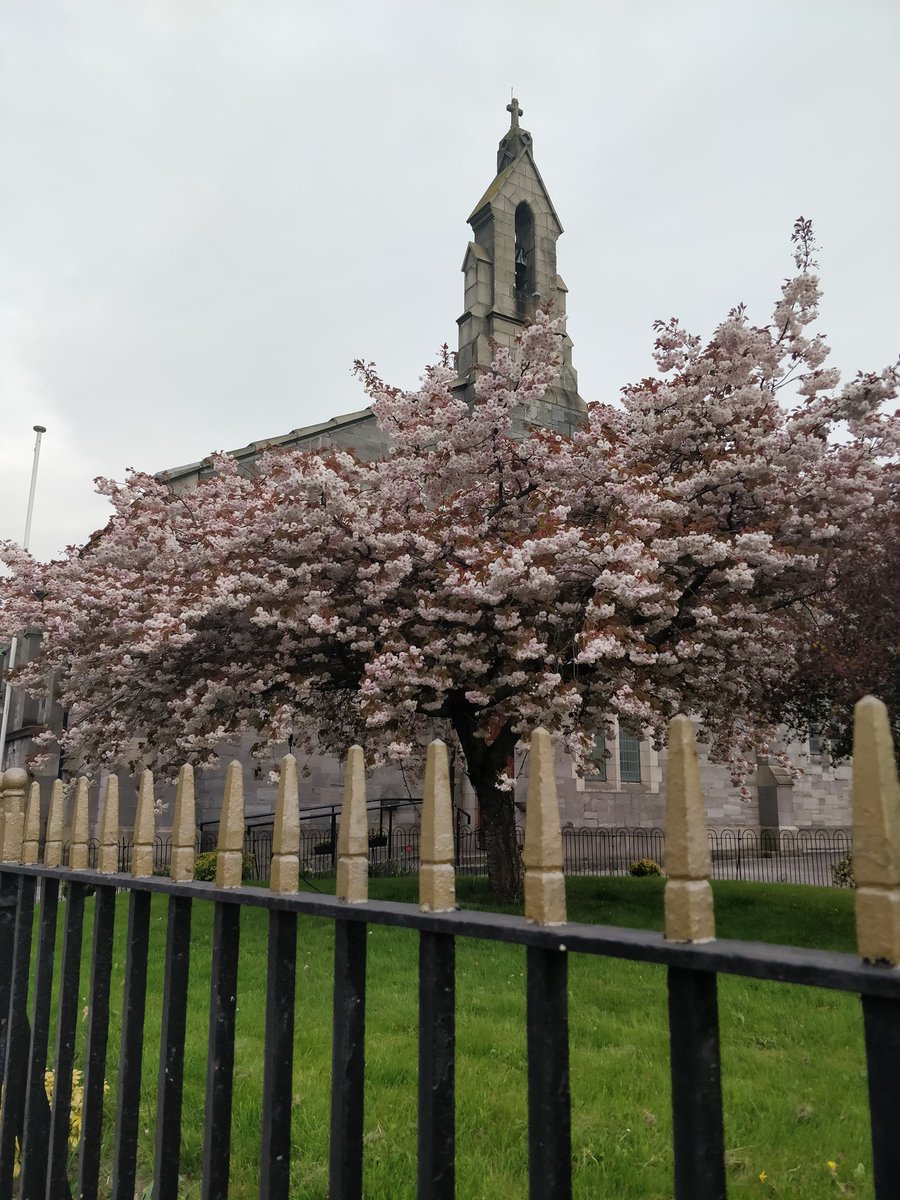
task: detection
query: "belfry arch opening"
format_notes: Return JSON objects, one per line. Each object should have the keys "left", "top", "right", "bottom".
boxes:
{"left": 514, "top": 202, "right": 535, "bottom": 306}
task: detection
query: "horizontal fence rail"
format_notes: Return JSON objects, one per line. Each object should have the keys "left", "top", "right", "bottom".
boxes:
{"left": 0, "top": 698, "right": 897, "bottom": 1198}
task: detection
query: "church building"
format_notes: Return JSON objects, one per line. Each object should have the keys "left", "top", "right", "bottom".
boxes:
{"left": 161, "top": 98, "right": 584, "bottom": 492}
{"left": 1, "top": 102, "right": 852, "bottom": 841}
{"left": 158, "top": 100, "right": 851, "bottom": 838}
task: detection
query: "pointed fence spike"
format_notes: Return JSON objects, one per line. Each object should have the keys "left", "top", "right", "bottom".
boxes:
{"left": 270, "top": 754, "right": 300, "bottom": 895}
{"left": 132, "top": 768, "right": 156, "bottom": 877}
{"left": 1, "top": 768, "right": 28, "bottom": 862}
{"left": 44, "top": 778, "right": 65, "bottom": 866}
{"left": 664, "top": 714, "right": 715, "bottom": 942}
{"left": 336, "top": 745, "right": 368, "bottom": 903}
{"left": 523, "top": 728, "right": 566, "bottom": 925}
{"left": 216, "top": 760, "right": 245, "bottom": 887}
{"left": 420, "top": 739, "right": 456, "bottom": 912}
{"left": 69, "top": 776, "right": 90, "bottom": 870}
{"left": 169, "top": 764, "right": 197, "bottom": 882}
{"left": 852, "top": 696, "right": 900, "bottom": 964}
{"left": 22, "top": 781, "right": 41, "bottom": 865}
{"left": 97, "top": 774, "right": 120, "bottom": 874}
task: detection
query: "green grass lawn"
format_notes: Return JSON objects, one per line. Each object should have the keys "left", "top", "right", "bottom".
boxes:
{"left": 43, "top": 876, "right": 870, "bottom": 1198}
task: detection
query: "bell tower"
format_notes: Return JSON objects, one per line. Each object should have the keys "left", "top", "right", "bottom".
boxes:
{"left": 455, "top": 99, "right": 584, "bottom": 434}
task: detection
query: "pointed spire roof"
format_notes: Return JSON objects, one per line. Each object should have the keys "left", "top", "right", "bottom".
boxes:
{"left": 467, "top": 98, "right": 562, "bottom": 233}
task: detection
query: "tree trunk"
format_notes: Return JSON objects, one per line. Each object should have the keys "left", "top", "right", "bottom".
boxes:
{"left": 477, "top": 778, "right": 522, "bottom": 901}
{"left": 453, "top": 721, "right": 522, "bottom": 901}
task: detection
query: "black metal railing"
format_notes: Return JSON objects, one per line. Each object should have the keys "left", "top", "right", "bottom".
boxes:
{"left": 0, "top": 861, "right": 898, "bottom": 1198}
{"left": 561, "top": 825, "right": 853, "bottom": 886}
{"left": 71, "top": 824, "right": 855, "bottom": 887}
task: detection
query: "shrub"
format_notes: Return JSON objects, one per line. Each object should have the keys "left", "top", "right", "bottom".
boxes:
{"left": 629, "top": 857, "right": 663, "bottom": 877}
{"left": 832, "top": 853, "right": 855, "bottom": 889}
{"left": 193, "top": 850, "right": 256, "bottom": 882}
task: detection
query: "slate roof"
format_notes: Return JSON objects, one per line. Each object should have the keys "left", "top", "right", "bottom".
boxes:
{"left": 159, "top": 406, "right": 375, "bottom": 484}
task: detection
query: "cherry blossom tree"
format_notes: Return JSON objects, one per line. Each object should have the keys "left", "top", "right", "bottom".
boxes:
{"left": 2, "top": 219, "right": 897, "bottom": 898}
{"left": 770, "top": 506, "right": 899, "bottom": 765}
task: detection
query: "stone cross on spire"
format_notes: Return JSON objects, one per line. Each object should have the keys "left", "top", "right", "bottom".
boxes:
{"left": 497, "top": 96, "right": 531, "bottom": 171}
{"left": 507, "top": 97, "right": 523, "bottom": 129}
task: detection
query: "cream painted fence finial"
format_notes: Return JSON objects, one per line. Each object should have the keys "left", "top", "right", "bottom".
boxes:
{"left": 1, "top": 767, "right": 28, "bottom": 862}
{"left": 216, "top": 761, "right": 245, "bottom": 887}
{"left": 22, "top": 781, "right": 41, "bottom": 865}
{"left": 69, "top": 777, "right": 90, "bottom": 870}
{"left": 523, "top": 728, "right": 566, "bottom": 925}
{"left": 664, "top": 715, "right": 715, "bottom": 942}
{"left": 132, "top": 769, "right": 156, "bottom": 877}
{"left": 852, "top": 696, "right": 900, "bottom": 964}
{"left": 97, "top": 774, "right": 120, "bottom": 874}
{"left": 44, "top": 779, "right": 65, "bottom": 867}
{"left": 270, "top": 754, "right": 300, "bottom": 895}
{"left": 336, "top": 745, "right": 368, "bottom": 903}
{"left": 420, "top": 739, "right": 456, "bottom": 912}
{"left": 170, "top": 764, "right": 196, "bottom": 883}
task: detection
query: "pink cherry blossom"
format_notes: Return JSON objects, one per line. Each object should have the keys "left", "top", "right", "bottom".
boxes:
{"left": 1, "top": 220, "right": 896, "bottom": 897}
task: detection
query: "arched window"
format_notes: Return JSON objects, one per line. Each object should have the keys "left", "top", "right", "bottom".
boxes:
{"left": 514, "top": 202, "right": 535, "bottom": 298}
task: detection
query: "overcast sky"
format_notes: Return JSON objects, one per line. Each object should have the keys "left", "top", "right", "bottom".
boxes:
{"left": 2, "top": 1, "right": 898, "bottom": 562}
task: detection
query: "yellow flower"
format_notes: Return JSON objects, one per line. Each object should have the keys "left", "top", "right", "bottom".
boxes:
{"left": 36, "top": 1068, "right": 106, "bottom": 1150}
{"left": 759, "top": 1170, "right": 767, "bottom": 1182}
{"left": 827, "top": 1160, "right": 838, "bottom": 1172}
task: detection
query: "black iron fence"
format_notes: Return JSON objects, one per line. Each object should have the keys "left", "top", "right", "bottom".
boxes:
{"left": 1, "top": 696, "right": 898, "bottom": 1199}
{"left": 560, "top": 825, "right": 853, "bottom": 887}
{"left": 74, "top": 824, "right": 855, "bottom": 887}
{"left": 1, "top": 856, "right": 898, "bottom": 1198}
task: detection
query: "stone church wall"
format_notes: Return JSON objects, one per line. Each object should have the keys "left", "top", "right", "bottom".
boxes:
{"left": 171, "top": 727, "right": 852, "bottom": 838}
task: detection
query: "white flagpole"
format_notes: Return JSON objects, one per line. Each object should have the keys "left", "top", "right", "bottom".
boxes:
{"left": 0, "top": 425, "right": 47, "bottom": 769}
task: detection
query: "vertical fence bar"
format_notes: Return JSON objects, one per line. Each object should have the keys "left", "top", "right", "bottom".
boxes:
{"left": 77, "top": 889, "right": 116, "bottom": 1199}
{"left": 18, "top": 779, "right": 64, "bottom": 1197}
{"left": 0, "top": 766, "right": 29, "bottom": 1106}
{"left": 851, "top": 696, "right": 900, "bottom": 1198}
{"left": 153, "top": 764, "right": 196, "bottom": 1200}
{"left": 0, "top": 875, "right": 35, "bottom": 1183}
{"left": 259, "top": 754, "right": 300, "bottom": 1200}
{"left": 202, "top": 901, "right": 240, "bottom": 1200}
{"left": 77, "top": 774, "right": 120, "bottom": 1200}
{"left": 201, "top": 761, "right": 244, "bottom": 1200}
{"left": 46, "top": 776, "right": 90, "bottom": 1200}
{"left": 0, "top": 768, "right": 25, "bottom": 1110}
{"left": 862, "top": 995, "right": 900, "bottom": 1199}
{"left": 0, "top": 856, "right": 35, "bottom": 1199}
{"left": 152, "top": 895, "right": 192, "bottom": 1199}
{"left": 259, "top": 914, "right": 297, "bottom": 1200}
{"left": 523, "top": 728, "right": 572, "bottom": 1200}
{"left": 417, "top": 739, "right": 456, "bottom": 1200}
{"left": 664, "top": 715, "right": 726, "bottom": 1200}
{"left": 330, "top": 746, "right": 368, "bottom": 1200}
{"left": 111, "top": 769, "right": 156, "bottom": 1200}
{"left": 19, "top": 872, "right": 59, "bottom": 1200}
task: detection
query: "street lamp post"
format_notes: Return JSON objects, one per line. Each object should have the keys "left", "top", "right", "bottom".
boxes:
{"left": 0, "top": 425, "right": 47, "bottom": 769}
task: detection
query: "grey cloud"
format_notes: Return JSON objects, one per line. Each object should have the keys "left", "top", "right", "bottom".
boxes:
{"left": 1, "top": 0, "right": 897, "bottom": 560}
